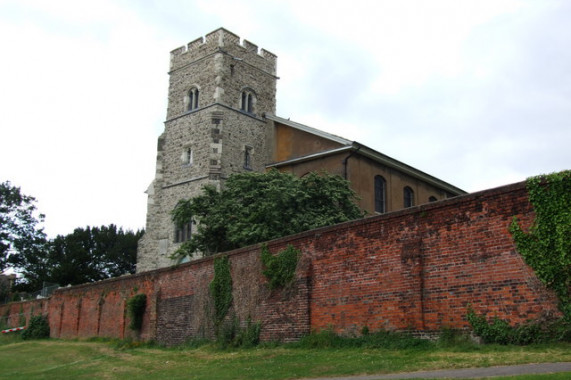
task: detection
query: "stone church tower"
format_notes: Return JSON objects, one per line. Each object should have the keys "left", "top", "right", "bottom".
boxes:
{"left": 137, "top": 28, "right": 278, "bottom": 272}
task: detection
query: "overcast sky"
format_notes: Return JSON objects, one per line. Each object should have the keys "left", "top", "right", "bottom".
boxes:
{"left": 1, "top": 0, "right": 569, "bottom": 238}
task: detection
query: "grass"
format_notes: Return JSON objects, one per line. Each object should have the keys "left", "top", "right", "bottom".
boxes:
{"left": 0, "top": 332, "right": 570, "bottom": 379}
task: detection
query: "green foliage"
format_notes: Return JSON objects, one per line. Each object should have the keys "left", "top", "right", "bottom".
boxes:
{"left": 510, "top": 170, "right": 571, "bottom": 318}
{"left": 21, "top": 315, "right": 50, "bottom": 340}
{"left": 217, "top": 316, "right": 261, "bottom": 349}
{"left": 466, "top": 308, "right": 571, "bottom": 345}
{"left": 210, "top": 256, "right": 233, "bottom": 327}
{"left": 261, "top": 244, "right": 300, "bottom": 290}
{"left": 467, "top": 309, "right": 514, "bottom": 345}
{"left": 127, "top": 294, "right": 147, "bottom": 331}
{"left": 12, "top": 224, "right": 144, "bottom": 292}
{"left": 437, "top": 327, "right": 473, "bottom": 348}
{"left": 0, "top": 181, "right": 46, "bottom": 273}
{"left": 293, "top": 328, "right": 432, "bottom": 349}
{"left": 171, "top": 170, "right": 363, "bottom": 259}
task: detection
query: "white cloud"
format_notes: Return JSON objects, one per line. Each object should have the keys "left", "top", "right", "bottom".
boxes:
{"left": 0, "top": 0, "right": 569, "bottom": 237}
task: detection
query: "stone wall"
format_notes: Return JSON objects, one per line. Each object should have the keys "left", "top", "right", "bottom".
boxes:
{"left": 1, "top": 181, "right": 561, "bottom": 344}
{"left": 137, "top": 28, "right": 278, "bottom": 272}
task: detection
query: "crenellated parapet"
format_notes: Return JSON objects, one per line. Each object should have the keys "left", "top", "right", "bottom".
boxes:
{"left": 170, "top": 28, "right": 277, "bottom": 75}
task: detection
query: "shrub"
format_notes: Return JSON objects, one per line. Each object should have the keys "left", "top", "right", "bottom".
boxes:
{"left": 216, "top": 316, "right": 261, "bottom": 349}
{"left": 467, "top": 307, "right": 571, "bottom": 345}
{"left": 21, "top": 315, "right": 50, "bottom": 340}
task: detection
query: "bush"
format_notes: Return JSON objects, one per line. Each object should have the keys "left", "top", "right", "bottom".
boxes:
{"left": 216, "top": 316, "right": 261, "bottom": 349}
{"left": 21, "top": 315, "right": 50, "bottom": 340}
{"left": 467, "top": 308, "right": 571, "bottom": 345}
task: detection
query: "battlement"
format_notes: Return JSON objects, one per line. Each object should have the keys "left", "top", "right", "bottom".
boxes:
{"left": 170, "top": 28, "right": 277, "bottom": 75}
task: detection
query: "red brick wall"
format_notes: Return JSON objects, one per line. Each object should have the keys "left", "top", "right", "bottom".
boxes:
{"left": 38, "top": 243, "right": 310, "bottom": 345}
{"left": 0, "top": 299, "right": 48, "bottom": 330}
{"left": 0, "top": 181, "right": 561, "bottom": 342}
{"left": 305, "top": 182, "right": 559, "bottom": 334}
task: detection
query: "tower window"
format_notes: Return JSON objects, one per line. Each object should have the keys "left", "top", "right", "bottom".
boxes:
{"left": 404, "top": 186, "right": 415, "bottom": 208}
{"left": 187, "top": 87, "right": 199, "bottom": 111}
{"left": 240, "top": 90, "right": 255, "bottom": 114}
{"left": 174, "top": 222, "right": 192, "bottom": 243}
{"left": 374, "top": 175, "right": 386, "bottom": 213}
{"left": 244, "top": 146, "right": 253, "bottom": 170}
{"left": 181, "top": 147, "right": 193, "bottom": 166}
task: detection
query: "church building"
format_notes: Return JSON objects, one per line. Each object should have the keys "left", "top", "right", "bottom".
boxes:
{"left": 136, "top": 28, "right": 465, "bottom": 272}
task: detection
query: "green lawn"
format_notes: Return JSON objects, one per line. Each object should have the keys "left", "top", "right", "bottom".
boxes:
{"left": 0, "top": 336, "right": 570, "bottom": 380}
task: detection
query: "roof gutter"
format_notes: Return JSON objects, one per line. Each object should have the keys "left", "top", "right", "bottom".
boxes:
{"left": 343, "top": 143, "right": 361, "bottom": 180}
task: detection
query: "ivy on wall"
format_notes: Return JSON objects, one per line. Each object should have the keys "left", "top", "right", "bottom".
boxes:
{"left": 261, "top": 244, "right": 300, "bottom": 290}
{"left": 210, "top": 256, "right": 233, "bottom": 327}
{"left": 510, "top": 170, "right": 571, "bottom": 319}
{"left": 126, "top": 294, "right": 147, "bottom": 331}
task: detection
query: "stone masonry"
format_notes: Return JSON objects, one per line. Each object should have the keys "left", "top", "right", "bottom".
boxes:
{"left": 137, "top": 28, "right": 278, "bottom": 272}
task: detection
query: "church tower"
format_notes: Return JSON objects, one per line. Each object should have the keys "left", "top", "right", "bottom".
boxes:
{"left": 137, "top": 28, "right": 278, "bottom": 272}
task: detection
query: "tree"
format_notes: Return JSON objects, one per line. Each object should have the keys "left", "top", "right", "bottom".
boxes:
{"left": 13, "top": 225, "right": 144, "bottom": 290}
{"left": 172, "top": 170, "right": 363, "bottom": 259}
{"left": 0, "top": 181, "right": 46, "bottom": 273}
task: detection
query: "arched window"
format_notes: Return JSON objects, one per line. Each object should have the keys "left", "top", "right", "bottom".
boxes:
{"left": 174, "top": 222, "right": 192, "bottom": 243}
{"left": 187, "top": 87, "right": 199, "bottom": 111}
{"left": 404, "top": 186, "right": 415, "bottom": 208}
{"left": 241, "top": 92, "right": 247, "bottom": 110}
{"left": 428, "top": 196, "right": 438, "bottom": 203}
{"left": 247, "top": 93, "right": 253, "bottom": 113}
{"left": 240, "top": 89, "right": 255, "bottom": 114}
{"left": 374, "top": 175, "right": 386, "bottom": 213}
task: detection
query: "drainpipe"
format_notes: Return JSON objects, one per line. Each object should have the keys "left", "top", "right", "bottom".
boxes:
{"left": 343, "top": 143, "right": 361, "bottom": 180}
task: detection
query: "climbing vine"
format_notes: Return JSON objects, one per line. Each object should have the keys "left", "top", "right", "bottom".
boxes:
{"left": 210, "top": 256, "right": 233, "bottom": 327}
{"left": 510, "top": 170, "right": 571, "bottom": 319}
{"left": 126, "top": 293, "right": 147, "bottom": 331}
{"left": 261, "top": 244, "right": 300, "bottom": 290}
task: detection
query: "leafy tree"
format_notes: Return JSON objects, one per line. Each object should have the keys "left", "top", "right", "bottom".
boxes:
{"left": 0, "top": 181, "right": 46, "bottom": 273}
{"left": 13, "top": 225, "right": 144, "bottom": 290}
{"left": 172, "top": 170, "right": 363, "bottom": 259}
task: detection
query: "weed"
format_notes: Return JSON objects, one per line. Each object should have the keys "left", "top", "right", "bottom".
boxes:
{"left": 467, "top": 307, "right": 571, "bottom": 345}
{"left": 217, "top": 316, "right": 261, "bottom": 349}
{"left": 292, "top": 328, "right": 432, "bottom": 349}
